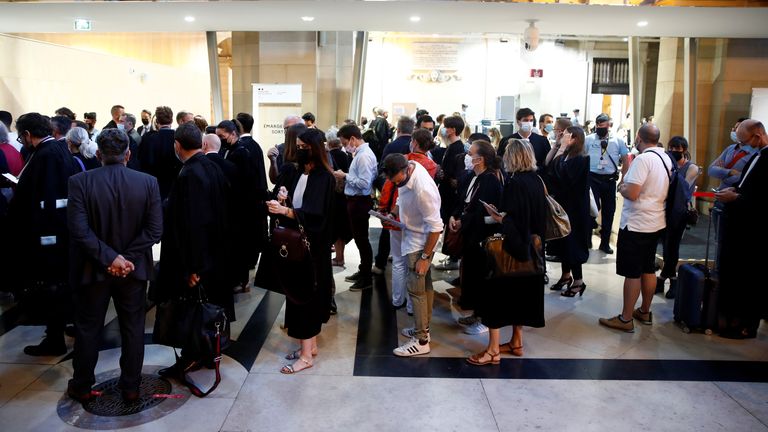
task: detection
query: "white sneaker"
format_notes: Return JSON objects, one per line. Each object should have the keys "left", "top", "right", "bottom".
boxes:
{"left": 463, "top": 321, "right": 489, "bottom": 335}
{"left": 400, "top": 327, "right": 430, "bottom": 342}
{"left": 393, "top": 337, "right": 431, "bottom": 357}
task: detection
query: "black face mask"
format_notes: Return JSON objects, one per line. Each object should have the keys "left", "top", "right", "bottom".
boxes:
{"left": 396, "top": 167, "right": 411, "bottom": 188}
{"left": 670, "top": 151, "right": 684, "bottom": 162}
{"left": 296, "top": 148, "right": 311, "bottom": 165}
{"left": 596, "top": 127, "right": 609, "bottom": 138}
{"left": 142, "top": 118, "right": 150, "bottom": 126}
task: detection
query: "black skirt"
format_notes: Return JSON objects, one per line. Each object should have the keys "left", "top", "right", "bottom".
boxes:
{"left": 476, "top": 274, "right": 545, "bottom": 329}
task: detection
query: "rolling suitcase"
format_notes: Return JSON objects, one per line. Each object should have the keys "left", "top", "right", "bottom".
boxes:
{"left": 673, "top": 210, "right": 720, "bottom": 334}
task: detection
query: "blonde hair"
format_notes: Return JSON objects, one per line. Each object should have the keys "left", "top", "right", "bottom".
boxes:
{"left": 488, "top": 127, "right": 501, "bottom": 148}
{"left": 503, "top": 138, "right": 537, "bottom": 174}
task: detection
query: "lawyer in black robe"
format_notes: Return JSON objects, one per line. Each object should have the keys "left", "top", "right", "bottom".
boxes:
{"left": 137, "top": 127, "right": 181, "bottom": 200}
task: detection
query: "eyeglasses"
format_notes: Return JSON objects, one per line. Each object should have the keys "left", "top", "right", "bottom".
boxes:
{"left": 16, "top": 134, "right": 23, "bottom": 144}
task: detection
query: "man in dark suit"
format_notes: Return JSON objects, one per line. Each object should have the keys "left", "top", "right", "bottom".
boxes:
{"left": 497, "top": 107, "right": 551, "bottom": 170}
{"left": 137, "top": 109, "right": 152, "bottom": 136}
{"left": 715, "top": 119, "right": 768, "bottom": 339}
{"left": 157, "top": 123, "right": 232, "bottom": 378}
{"left": 6, "top": 113, "right": 80, "bottom": 355}
{"left": 65, "top": 128, "right": 162, "bottom": 403}
{"left": 102, "top": 105, "right": 124, "bottom": 130}
{"left": 50, "top": 115, "right": 72, "bottom": 152}
{"left": 138, "top": 106, "right": 181, "bottom": 200}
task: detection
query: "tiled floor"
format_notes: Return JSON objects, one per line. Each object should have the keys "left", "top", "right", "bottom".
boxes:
{"left": 0, "top": 221, "right": 766, "bottom": 431}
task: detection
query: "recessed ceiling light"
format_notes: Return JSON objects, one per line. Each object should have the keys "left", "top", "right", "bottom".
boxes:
{"left": 410, "top": 16, "right": 421, "bottom": 23}
{"left": 637, "top": 20, "right": 648, "bottom": 27}
{"left": 73, "top": 18, "right": 92, "bottom": 31}
{"left": 623, "top": 37, "right": 629, "bottom": 42}
{"left": 302, "top": 16, "right": 315, "bottom": 22}
{"left": 431, "top": 33, "right": 439, "bottom": 37}
{"left": 184, "top": 16, "right": 195, "bottom": 23}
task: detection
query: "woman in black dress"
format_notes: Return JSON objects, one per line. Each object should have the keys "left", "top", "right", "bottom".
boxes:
{"left": 468, "top": 139, "right": 547, "bottom": 365}
{"left": 450, "top": 140, "right": 503, "bottom": 334}
{"left": 266, "top": 128, "right": 335, "bottom": 374}
{"left": 544, "top": 126, "right": 591, "bottom": 297}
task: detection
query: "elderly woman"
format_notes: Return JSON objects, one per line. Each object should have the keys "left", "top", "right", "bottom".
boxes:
{"left": 67, "top": 127, "right": 100, "bottom": 171}
{"left": 544, "top": 126, "right": 591, "bottom": 298}
{"left": 450, "top": 140, "right": 503, "bottom": 335}
{"left": 468, "top": 139, "right": 547, "bottom": 365}
{"left": 266, "top": 128, "right": 335, "bottom": 374}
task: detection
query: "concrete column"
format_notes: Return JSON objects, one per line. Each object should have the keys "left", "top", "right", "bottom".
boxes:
{"left": 683, "top": 38, "right": 698, "bottom": 161}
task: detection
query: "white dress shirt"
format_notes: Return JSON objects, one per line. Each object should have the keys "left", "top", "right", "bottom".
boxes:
{"left": 396, "top": 162, "right": 444, "bottom": 256}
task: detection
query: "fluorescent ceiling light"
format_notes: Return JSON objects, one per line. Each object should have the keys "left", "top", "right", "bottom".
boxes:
{"left": 302, "top": 16, "right": 315, "bottom": 22}
{"left": 410, "top": 16, "right": 421, "bottom": 23}
{"left": 73, "top": 19, "right": 92, "bottom": 31}
{"left": 184, "top": 16, "right": 195, "bottom": 23}
{"left": 637, "top": 20, "right": 648, "bottom": 27}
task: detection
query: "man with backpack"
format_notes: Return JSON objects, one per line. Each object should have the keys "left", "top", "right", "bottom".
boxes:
{"left": 599, "top": 124, "right": 671, "bottom": 333}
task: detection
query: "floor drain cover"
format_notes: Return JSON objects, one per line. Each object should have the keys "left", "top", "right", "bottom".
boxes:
{"left": 82, "top": 374, "right": 172, "bottom": 417}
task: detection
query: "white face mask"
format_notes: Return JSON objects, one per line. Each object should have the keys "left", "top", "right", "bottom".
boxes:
{"left": 116, "top": 124, "right": 125, "bottom": 131}
{"left": 464, "top": 154, "right": 474, "bottom": 170}
{"left": 520, "top": 122, "right": 533, "bottom": 134}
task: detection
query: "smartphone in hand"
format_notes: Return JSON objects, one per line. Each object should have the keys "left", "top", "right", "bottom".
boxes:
{"left": 479, "top": 199, "right": 501, "bottom": 217}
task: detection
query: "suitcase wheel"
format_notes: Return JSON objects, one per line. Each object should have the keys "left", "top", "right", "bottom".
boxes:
{"left": 704, "top": 329, "right": 713, "bottom": 336}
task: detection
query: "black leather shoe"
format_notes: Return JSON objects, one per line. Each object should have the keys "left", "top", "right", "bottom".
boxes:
{"left": 64, "top": 325, "right": 76, "bottom": 338}
{"left": 349, "top": 278, "right": 372, "bottom": 291}
{"left": 599, "top": 244, "right": 614, "bottom": 254}
{"left": 24, "top": 339, "right": 67, "bottom": 357}
{"left": 122, "top": 389, "right": 140, "bottom": 403}
{"left": 344, "top": 271, "right": 363, "bottom": 282}
{"left": 329, "top": 297, "right": 338, "bottom": 315}
{"left": 67, "top": 383, "right": 95, "bottom": 404}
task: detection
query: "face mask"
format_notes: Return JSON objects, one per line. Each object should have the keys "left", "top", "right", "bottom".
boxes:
{"left": 116, "top": 124, "right": 125, "bottom": 131}
{"left": 730, "top": 131, "right": 739, "bottom": 143}
{"left": 396, "top": 168, "right": 411, "bottom": 188}
{"left": 544, "top": 124, "right": 554, "bottom": 133}
{"left": 142, "top": 118, "right": 150, "bottom": 126}
{"left": 670, "top": 150, "right": 684, "bottom": 162}
{"left": 464, "top": 154, "right": 474, "bottom": 170}
{"left": 596, "top": 127, "right": 609, "bottom": 138}
{"left": 296, "top": 148, "right": 310, "bottom": 165}
{"left": 174, "top": 144, "right": 183, "bottom": 163}
{"left": 520, "top": 122, "right": 533, "bottom": 134}
{"left": 440, "top": 128, "right": 448, "bottom": 138}
{"left": 741, "top": 144, "right": 753, "bottom": 152}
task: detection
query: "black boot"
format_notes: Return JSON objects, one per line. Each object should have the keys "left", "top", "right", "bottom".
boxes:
{"left": 24, "top": 337, "right": 67, "bottom": 356}
{"left": 655, "top": 277, "right": 666, "bottom": 295}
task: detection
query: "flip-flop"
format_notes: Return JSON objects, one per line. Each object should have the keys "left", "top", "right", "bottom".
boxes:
{"left": 280, "top": 357, "right": 313, "bottom": 374}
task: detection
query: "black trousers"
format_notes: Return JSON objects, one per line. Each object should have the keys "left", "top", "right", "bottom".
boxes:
{"left": 375, "top": 228, "right": 390, "bottom": 270}
{"left": 70, "top": 278, "right": 146, "bottom": 393}
{"left": 347, "top": 195, "right": 373, "bottom": 275}
{"left": 589, "top": 174, "right": 618, "bottom": 246}
{"left": 661, "top": 221, "right": 688, "bottom": 279}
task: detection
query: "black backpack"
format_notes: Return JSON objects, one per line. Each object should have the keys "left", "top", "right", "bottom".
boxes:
{"left": 650, "top": 150, "right": 688, "bottom": 229}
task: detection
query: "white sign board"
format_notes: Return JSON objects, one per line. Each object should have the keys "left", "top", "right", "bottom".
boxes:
{"left": 253, "top": 83, "right": 302, "bottom": 104}
{"left": 411, "top": 43, "right": 459, "bottom": 70}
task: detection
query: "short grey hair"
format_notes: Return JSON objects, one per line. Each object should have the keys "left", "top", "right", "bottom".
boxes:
{"left": 375, "top": 107, "right": 385, "bottom": 116}
{"left": 66, "top": 127, "right": 98, "bottom": 159}
{"left": 123, "top": 113, "right": 137, "bottom": 129}
{"left": 0, "top": 122, "right": 8, "bottom": 144}
{"left": 397, "top": 116, "right": 415, "bottom": 135}
{"left": 283, "top": 115, "right": 302, "bottom": 128}
{"left": 325, "top": 126, "right": 340, "bottom": 148}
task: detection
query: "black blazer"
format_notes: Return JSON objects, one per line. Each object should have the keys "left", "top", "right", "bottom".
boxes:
{"left": 498, "top": 133, "right": 552, "bottom": 170}
{"left": 67, "top": 163, "right": 162, "bottom": 286}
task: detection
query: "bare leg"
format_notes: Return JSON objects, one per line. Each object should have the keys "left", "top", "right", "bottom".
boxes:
{"left": 487, "top": 328, "right": 501, "bottom": 354}
{"left": 621, "top": 277, "right": 642, "bottom": 320}
{"left": 639, "top": 273, "right": 656, "bottom": 313}
{"left": 511, "top": 326, "right": 523, "bottom": 349}
{"left": 333, "top": 240, "right": 345, "bottom": 263}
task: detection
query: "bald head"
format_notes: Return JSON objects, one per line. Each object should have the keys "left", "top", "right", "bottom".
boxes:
{"left": 202, "top": 133, "right": 221, "bottom": 153}
{"left": 283, "top": 115, "right": 302, "bottom": 129}
{"left": 635, "top": 124, "right": 660, "bottom": 152}
{"left": 736, "top": 119, "right": 767, "bottom": 149}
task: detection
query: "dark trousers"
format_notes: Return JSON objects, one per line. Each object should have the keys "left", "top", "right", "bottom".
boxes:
{"left": 661, "top": 221, "right": 688, "bottom": 279}
{"left": 347, "top": 195, "right": 373, "bottom": 275}
{"left": 375, "top": 229, "right": 390, "bottom": 270}
{"left": 589, "top": 174, "right": 618, "bottom": 246}
{"left": 70, "top": 278, "right": 146, "bottom": 393}
{"left": 562, "top": 262, "right": 584, "bottom": 280}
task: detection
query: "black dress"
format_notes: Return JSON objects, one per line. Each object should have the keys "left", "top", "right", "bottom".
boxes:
{"left": 329, "top": 148, "right": 353, "bottom": 244}
{"left": 545, "top": 154, "right": 591, "bottom": 267}
{"left": 280, "top": 167, "right": 335, "bottom": 340}
{"left": 453, "top": 170, "right": 503, "bottom": 311}
{"left": 477, "top": 171, "right": 547, "bottom": 329}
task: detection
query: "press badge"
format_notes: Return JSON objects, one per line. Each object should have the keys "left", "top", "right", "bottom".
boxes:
{"left": 40, "top": 236, "right": 57, "bottom": 246}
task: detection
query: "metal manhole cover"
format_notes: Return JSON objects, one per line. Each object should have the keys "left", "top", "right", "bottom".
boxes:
{"left": 82, "top": 374, "right": 172, "bottom": 416}
{"left": 58, "top": 365, "right": 190, "bottom": 430}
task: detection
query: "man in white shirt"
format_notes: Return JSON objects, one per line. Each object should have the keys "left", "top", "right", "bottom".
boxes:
{"left": 600, "top": 124, "right": 671, "bottom": 333}
{"left": 383, "top": 154, "right": 443, "bottom": 357}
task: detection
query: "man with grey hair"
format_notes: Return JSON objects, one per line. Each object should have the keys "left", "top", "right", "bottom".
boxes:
{"left": 66, "top": 127, "right": 162, "bottom": 403}
{"left": 267, "top": 114, "right": 303, "bottom": 181}
{"left": 176, "top": 111, "right": 194, "bottom": 127}
{"left": 119, "top": 113, "right": 141, "bottom": 171}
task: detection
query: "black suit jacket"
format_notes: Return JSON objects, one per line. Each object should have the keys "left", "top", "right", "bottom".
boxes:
{"left": 137, "top": 128, "right": 181, "bottom": 199}
{"left": 497, "top": 132, "right": 551, "bottom": 170}
{"left": 67, "top": 164, "right": 163, "bottom": 286}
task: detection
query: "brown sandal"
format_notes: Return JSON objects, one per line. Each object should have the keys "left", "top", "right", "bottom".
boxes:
{"left": 499, "top": 342, "right": 524, "bottom": 357}
{"left": 466, "top": 350, "right": 501, "bottom": 366}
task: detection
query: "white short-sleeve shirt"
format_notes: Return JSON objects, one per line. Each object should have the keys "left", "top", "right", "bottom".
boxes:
{"left": 619, "top": 147, "right": 671, "bottom": 233}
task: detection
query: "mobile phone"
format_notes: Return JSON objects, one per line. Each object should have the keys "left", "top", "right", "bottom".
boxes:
{"left": 711, "top": 188, "right": 719, "bottom": 193}
{"left": 479, "top": 200, "right": 501, "bottom": 216}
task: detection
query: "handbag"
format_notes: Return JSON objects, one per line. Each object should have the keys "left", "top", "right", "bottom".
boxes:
{"left": 589, "top": 189, "right": 599, "bottom": 218}
{"left": 538, "top": 176, "right": 571, "bottom": 241}
{"left": 153, "top": 283, "right": 230, "bottom": 397}
{"left": 483, "top": 233, "right": 545, "bottom": 278}
{"left": 442, "top": 174, "right": 482, "bottom": 256}
{"left": 269, "top": 199, "right": 311, "bottom": 262}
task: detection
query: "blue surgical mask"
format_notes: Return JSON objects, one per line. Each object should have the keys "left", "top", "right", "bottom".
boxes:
{"left": 464, "top": 154, "right": 473, "bottom": 170}
{"left": 520, "top": 122, "right": 533, "bottom": 134}
{"left": 116, "top": 124, "right": 125, "bottom": 131}
{"left": 544, "top": 124, "right": 554, "bottom": 133}
{"left": 730, "top": 131, "right": 738, "bottom": 143}
{"left": 440, "top": 128, "right": 448, "bottom": 138}
{"left": 741, "top": 144, "right": 753, "bottom": 152}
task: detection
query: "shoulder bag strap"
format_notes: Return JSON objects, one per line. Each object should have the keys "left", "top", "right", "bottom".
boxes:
{"left": 649, "top": 150, "right": 673, "bottom": 182}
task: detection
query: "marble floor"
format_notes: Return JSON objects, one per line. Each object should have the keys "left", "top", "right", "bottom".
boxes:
{"left": 0, "top": 221, "right": 766, "bottom": 431}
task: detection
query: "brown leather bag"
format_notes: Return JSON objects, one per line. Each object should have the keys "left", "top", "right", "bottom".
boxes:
{"left": 270, "top": 207, "right": 310, "bottom": 263}
{"left": 441, "top": 228, "right": 463, "bottom": 257}
{"left": 538, "top": 176, "right": 571, "bottom": 241}
{"left": 483, "top": 233, "right": 545, "bottom": 278}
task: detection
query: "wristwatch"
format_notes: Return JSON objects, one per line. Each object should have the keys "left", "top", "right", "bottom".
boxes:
{"left": 419, "top": 252, "right": 432, "bottom": 261}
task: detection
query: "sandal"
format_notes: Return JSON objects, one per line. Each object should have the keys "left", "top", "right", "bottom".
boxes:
{"left": 561, "top": 283, "right": 587, "bottom": 298}
{"left": 550, "top": 276, "right": 573, "bottom": 291}
{"left": 466, "top": 350, "right": 501, "bottom": 366}
{"left": 285, "top": 348, "right": 318, "bottom": 360}
{"left": 280, "top": 357, "right": 313, "bottom": 374}
{"left": 331, "top": 259, "right": 345, "bottom": 267}
{"left": 499, "top": 342, "right": 524, "bottom": 357}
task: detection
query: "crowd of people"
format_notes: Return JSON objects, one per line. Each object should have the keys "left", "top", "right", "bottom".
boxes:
{"left": 0, "top": 102, "right": 764, "bottom": 403}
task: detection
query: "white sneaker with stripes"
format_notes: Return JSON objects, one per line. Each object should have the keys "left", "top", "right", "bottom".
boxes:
{"left": 393, "top": 337, "right": 431, "bottom": 357}
{"left": 400, "top": 327, "right": 430, "bottom": 342}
